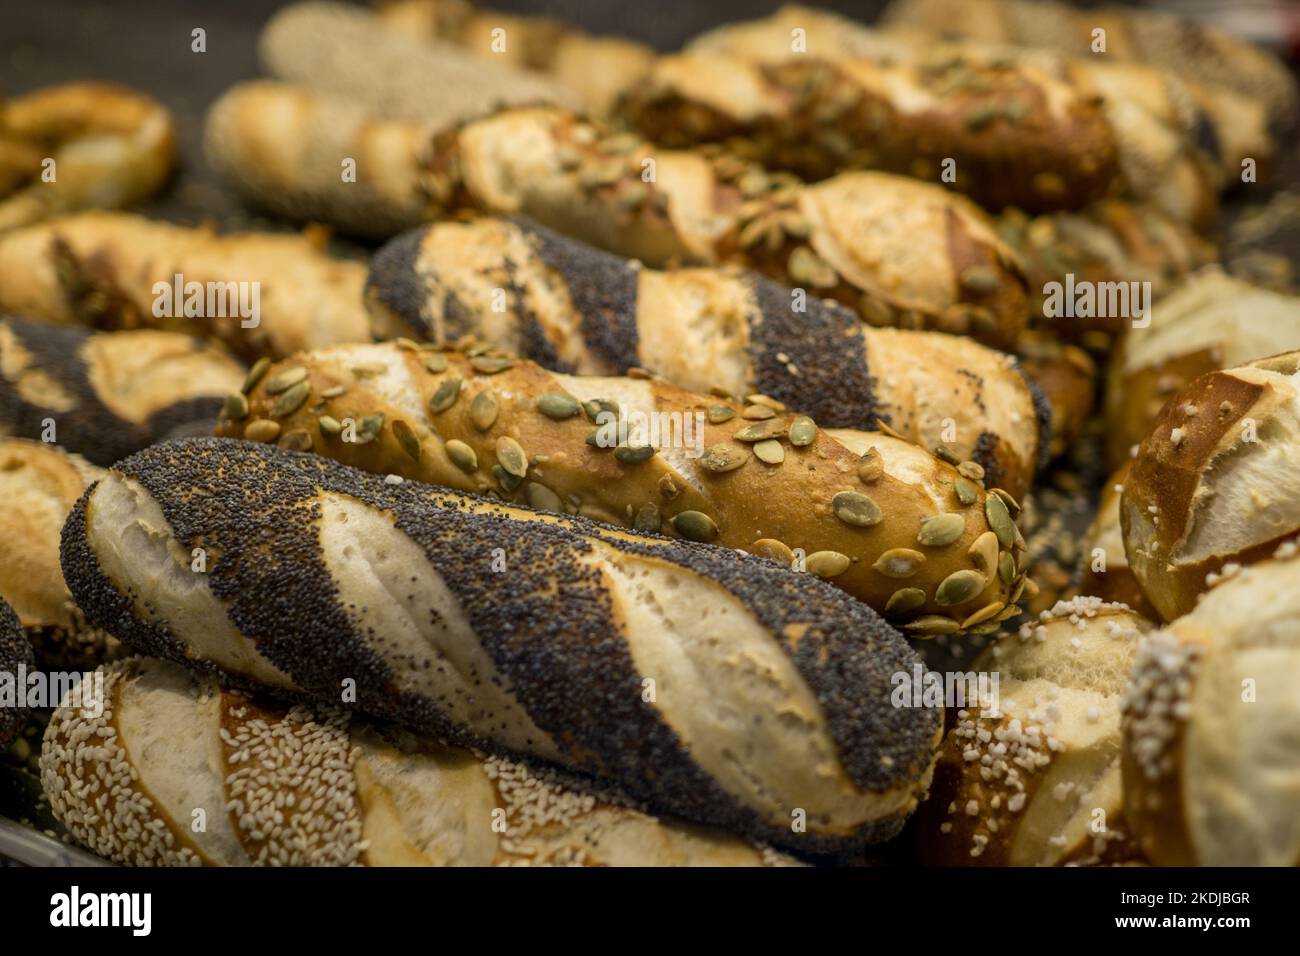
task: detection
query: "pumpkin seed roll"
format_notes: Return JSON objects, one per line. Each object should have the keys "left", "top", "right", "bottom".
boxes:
{"left": 367, "top": 216, "right": 1047, "bottom": 498}
{"left": 0, "top": 316, "right": 244, "bottom": 465}
{"left": 215, "top": 341, "right": 1032, "bottom": 635}
{"left": 61, "top": 438, "right": 943, "bottom": 857}
{"left": 204, "top": 81, "right": 1029, "bottom": 349}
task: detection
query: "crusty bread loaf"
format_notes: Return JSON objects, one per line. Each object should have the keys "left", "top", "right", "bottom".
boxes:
{"left": 60, "top": 437, "right": 943, "bottom": 856}
{"left": 1106, "top": 271, "right": 1300, "bottom": 470}
{"left": 43, "top": 656, "right": 797, "bottom": 866}
{"left": 883, "top": 0, "right": 1299, "bottom": 128}
{"left": 0, "top": 82, "right": 176, "bottom": 232}
{"left": 373, "top": 0, "right": 655, "bottom": 116}
{"left": 216, "top": 341, "right": 1031, "bottom": 633}
{"left": 1077, "top": 462, "right": 1155, "bottom": 621}
{"left": 203, "top": 81, "right": 1030, "bottom": 348}
{"left": 0, "top": 597, "right": 33, "bottom": 750}
{"left": 0, "top": 316, "right": 244, "bottom": 465}
{"left": 261, "top": 2, "right": 582, "bottom": 122}
{"left": 616, "top": 45, "right": 1118, "bottom": 213}
{"left": 1015, "top": 330, "right": 1095, "bottom": 462}
{"left": 0, "top": 438, "right": 118, "bottom": 669}
{"left": 0, "top": 212, "right": 370, "bottom": 362}
{"left": 1122, "top": 351, "right": 1300, "bottom": 621}
{"left": 919, "top": 597, "right": 1152, "bottom": 865}
{"left": 1122, "top": 544, "right": 1300, "bottom": 865}
{"left": 366, "top": 216, "right": 1047, "bottom": 497}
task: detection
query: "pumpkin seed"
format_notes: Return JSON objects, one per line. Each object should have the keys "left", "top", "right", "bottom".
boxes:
{"left": 885, "top": 587, "right": 927, "bottom": 616}
{"left": 788, "top": 245, "right": 838, "bottom": 288}
{"left": 788, "top": 416, "right": 817, "bottom": 447}
{"left": 959, "top": 266, "right": 1001, "bottom": 295}
{"left": 278, "top": 429, "right": 312, "bottom": 452}
{"left": 470, "top": 390, "right": 499, "bottom": 431}
{"left": 614, "top": 443, "right": 655, "bottom": 464}
{"left": 858, "top": 447, "right": 884, "bottom": 483}
{"left": 998, "top": 551, "right": 1016, "bottom": 585}
{"left": 318, "top": 415, "right": 342, "bottom": 437}
{"left": 995, "top": 604, "right": 1023, "bottom": 622}
{"left": 425, "top": 353, "right": 448, "bottom": 373}
{"left": 968, "top": 621, "right": 1003, "bottom": 636}
{"left": 446, "top": 439, "right": 478, "bottom": 472}
{"left": 806, "top": 550, "right": 851, "bottom": 578}
{"left": 904, "top": 615, "right": 959, "bottom": 636}
{"left": 957, "top": 460, "right": 985, "bottom": 481}
{"left": 470, "top": 355, "right": 515, "bottom": 374}
{"left": 536, "top": 392, "right": 581, "bottom": 420}
{"left": 985, "top": 493, "right": 1015, "bottom": 548}
{"left": 753, "top": 439, "right": 785, "bottom": 464}
{"left": 526, "top": 483, "right": 564, "bottom": 513}
{"left": 734, "top": 419, "right": 788, "bottom": 442}
{"left": 586, "top": 422, "right": 618, "bottom": 448}
{"left": 272, "top": 381, "right": 311, "bottom": 418}
{"left": 242, "top": 357, "right": 270, "bottom": 394}
{"left": 991, "top": 487, "right": 1021, "bottom": 517}
{"left": 428, "top": 377, "right": 462, "bottom": 413}
{"left": 672, "top": 510, "right": 718, "bottom": 542}
{"left": 492, "top": 464, "right": 523, "bottom": 494}
{"left": 706, "top": 404, "right": 735, "bottom": 424}
{"left": 264, "top": 367, "right": 308, "bottom": 395}
{"left": 918, "top": 512, "right": 966, "bottom": 547}
{"left": 746, "top": 393, "right": 785, "bottom": 411}
{"left": 873, "top": 548, "right": 925, "bottom": 578}
{"left": 583, "top": 398, "right": 620, "bottom": 423}
{"left": 496, "top": 437, "right": 528, "bottom": 478}
{"left": 742, "top": 404, "right": 776, "bottom": 421}
{"left": 968, "top": 531, "right": 998, "bottom": 574}
{"left": 321, "top": 385, "right": 345, "bottom": 399}
{"left": 698, "top": 443, "right": 749, "bottom": 472}
{"left": 962, "top": 601, "right": 1005, "bottom": 629}
{"left": 392, "top": 420, "right": 421, "bottom": 461}
{"left": 223, "top": 392, "right": 249, "bottom": 420}
{"left": 832, "top": 491, "right": 883, "bottom": 527}
{"left": 954, "top": 477, "right": 979, "bottom": 506}
{"left": 751, "top": 538, "right": 794, "bottom": 565}
{"left": 632, "top": 502, "right": 661, "bottom": 533}
{"left": 244, "top": 418, "right": 280, "bottom": 443}
{"left": 933, "top": 443, "right": 961, "bottom": 465}
{"left": 936, "top": 569, "right": 986, "bottom": 606}
{"left": 356, "top": 414, "right": 384, "bottom": 444}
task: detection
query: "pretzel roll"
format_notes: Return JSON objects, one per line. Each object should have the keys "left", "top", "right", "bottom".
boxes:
{"left": 920, "top": 597, "right": 1153, "bottom": 865}
{"left": 1121, "top": 351, "right": 1300, "bottom": 621}
{"left": 1122, "top": 545, "right": 1300, "bottom": 865}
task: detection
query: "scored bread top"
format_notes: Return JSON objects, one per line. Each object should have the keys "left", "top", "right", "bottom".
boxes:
{"left": 61, "top": 437, "right": 941, "bottom": 856}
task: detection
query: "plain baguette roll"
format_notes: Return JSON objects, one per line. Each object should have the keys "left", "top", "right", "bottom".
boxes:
{"left": 0, "top": 597, "right": 33, "bottom": 750}
{"left": 0, "top": 438, "right": 119, "bottom": 669}
{"left": 1077, "top": 462, "right": 1156, "bottom": 621}
{"left": 0, "top": 316, "right": 244, "bottom": 465}
{"left": 1105, "top": 271, "right": 1300, "bottom": 470}
{"left": 1121, "top": 351, "right": 1300, "bottom": 622}
{"left": 43, "top": 657, "right": 797, "bottom": 867}
{"left": 366, "top": 216, "right": 1047, "bottom": 498}
{"left": 1122, "top": 544, "right": 1300, "bottom": 865}
{"left": 203, "top": 81, "right": 1030, "bottom": 348}
{"left": 0, "top": 212, "right": 371, "bottom": 362}
{"left": 60, "top": 437, "right": 943, "bottom": 856}
{"left": 217, "top": 341, "right": 1030, "bottom": 634}
{"left": 919, "top": 597, "right": 1153, "bottom": 865}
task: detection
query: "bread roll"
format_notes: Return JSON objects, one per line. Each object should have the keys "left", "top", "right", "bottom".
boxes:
{"left": 0, "top": 438, "right": 118, "bottom": 669}
{"left": 0, "top": 316, "right": 244, "bottom": 465}
{"left": 919, "top": 597, "right": 1152, "bottom": 865}
{"left": 366, "top": 216, "right": 1047, "bottom": 498}
{"left": 61, "top": 437, "right": 942, "bottom": 856}
{"left": 0, "top": 212, "right": 370, "bottom": 362}
{"left": 1077, "top": 462, "right": 1155, "bottom": 621}
{"left": 1106, "top": 271, "right": 1300, "bottom": 470}
{"left": 217, "top": 342, "right": 1031, "bottom": 632}
{"left": 1121, "top": 351, "right": 1300, "bottom": 621}
{"left": 43, "top": 656, "right": 798, "bottom": 866}
{"left": 1122, "top": 544, "right": 1300, "bottom": 865}
{"left": 1015, "top": 330, "right": 1095, "bottom": 461}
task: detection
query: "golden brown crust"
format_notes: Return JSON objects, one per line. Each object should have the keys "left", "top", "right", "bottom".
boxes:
{"left": 1077, "top": 463, "right": 1156, "bottom": 621}
{"left": 216, "top": 341, "right": 1029, "bottom": 632}
{"left": 1016, "top": 331, "right": 1095, "bottom": 461}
